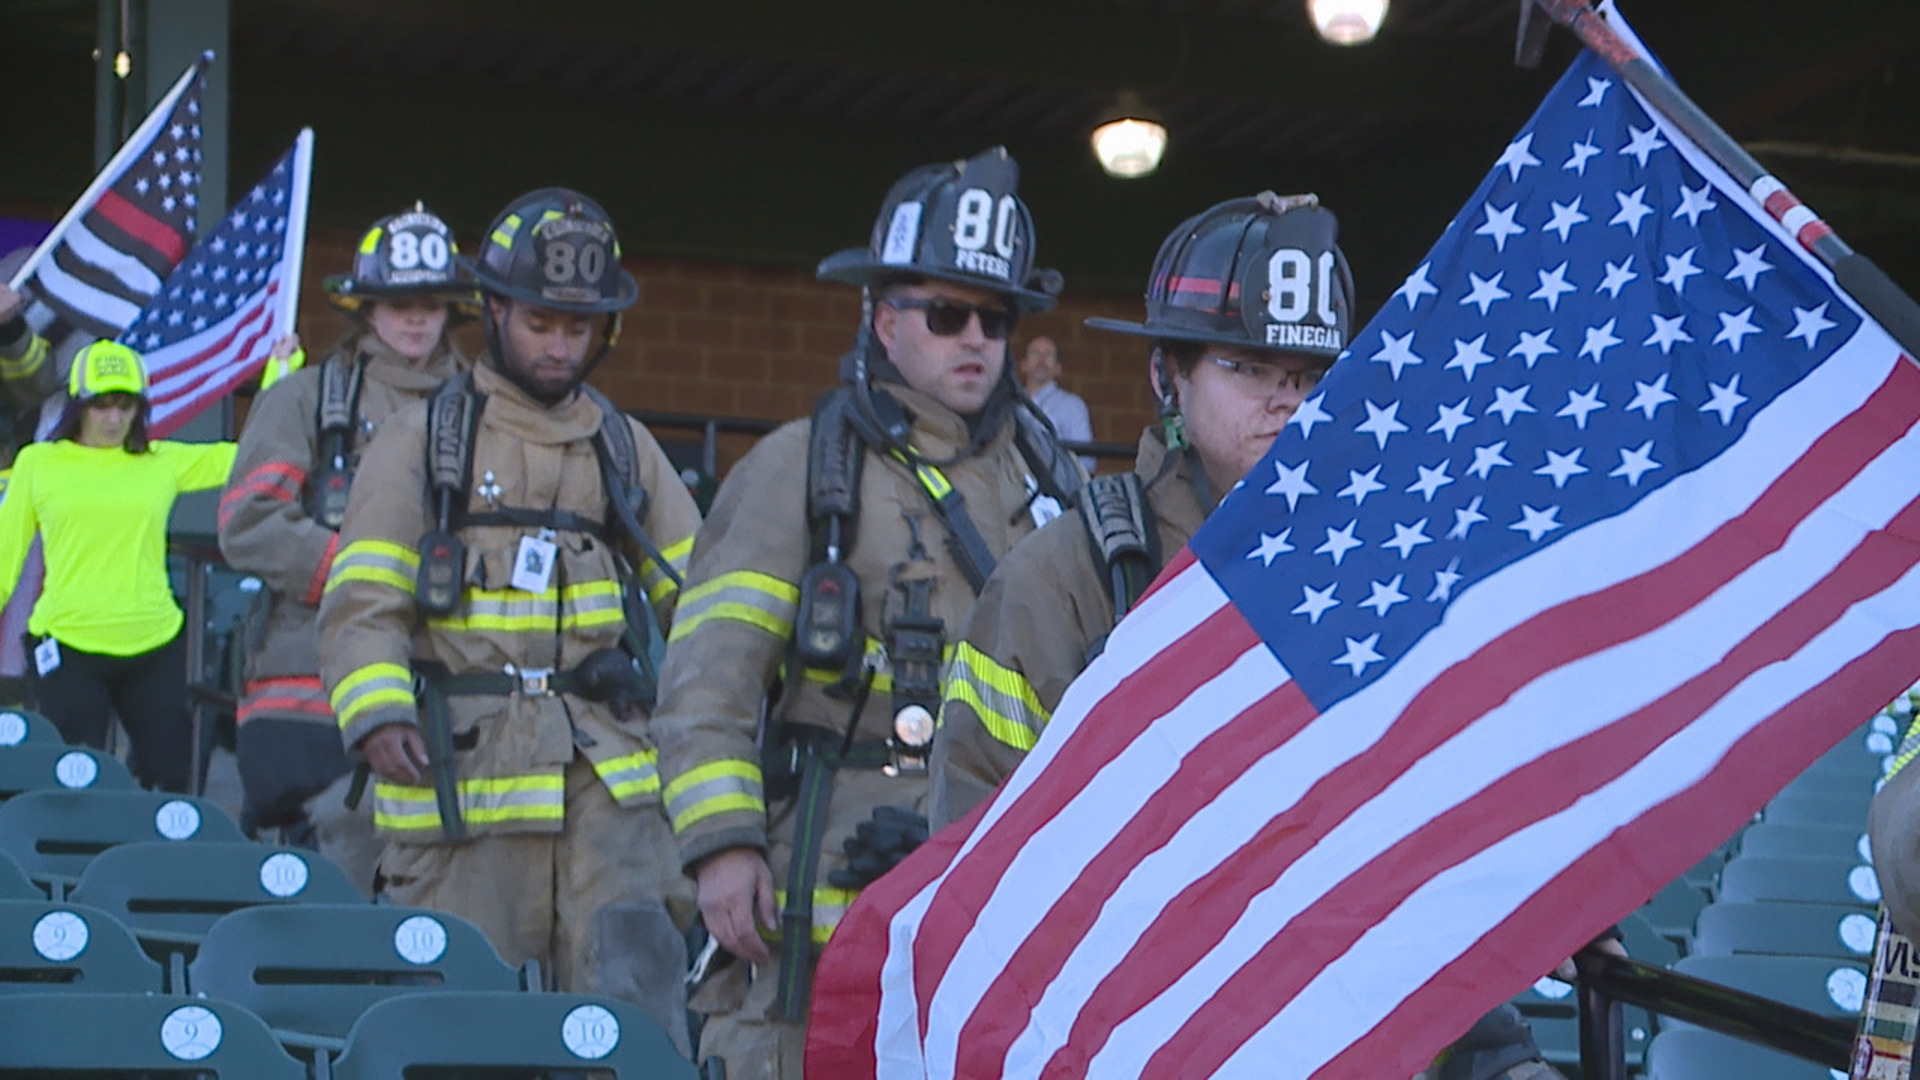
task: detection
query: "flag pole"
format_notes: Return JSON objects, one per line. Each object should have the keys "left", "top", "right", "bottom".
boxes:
{"left": 7, "top": 50, "right": 215, "bottom": 291}
{"left": 1516, "top": 0, "right": 1920, "bottom": 357}
{"left": 276, "top": 129, "right": 315, "bottom": 342}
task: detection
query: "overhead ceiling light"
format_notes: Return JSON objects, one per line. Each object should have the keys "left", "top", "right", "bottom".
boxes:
{"left": 1091, "top": 100, "right": 1168, "bottom": 180}
{"left": 1307, "top": 0, "right": 1389, "bottom": 45}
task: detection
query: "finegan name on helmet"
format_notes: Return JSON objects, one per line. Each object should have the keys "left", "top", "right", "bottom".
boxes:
{"left": 952, "top": 248, "right": 1012, "bottom": 281}
{"left": 1266, "top": 323, "right": 1344, "bottom": 350}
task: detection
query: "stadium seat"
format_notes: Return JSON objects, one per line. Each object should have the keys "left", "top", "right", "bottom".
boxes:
{"left": 0, "top": 991, "right": 305, "bottom": 1077}
{"left": 1762, "top": 786, "right": 1873, "bottom": 829}
{"left": 1642, "top": 878, "right": 1711, "bottom": 948}
{"left": 1671, "top": 954, "right": 1868, "bottom": 1024}
{"left": 1693, "top": 901, "right": 1879, "bottom": 963}
{"left": 69, "top": 840, "right": 362, "bottom": 961}
{"left": 0, "top": 788, "right": 244, "bottom": 890}
{"left": 1716, "top": 855, "right": 1880, "bottom": 909}
{"left": 188, "top": 902, "right": 532, "bottom": 1053}
{"left": 315, "top": 990, "right": 698, "bottom": 1078}
{"left": 0, "top": 708, "right": 61, "bottom": 748}
{"left": 0, "top": 743, "right": 136, "bottom": 801}
{"left": 1619, "top": 910, "right": 1683, "bottom": 967}
{"left": 1803, "top": 729, "right": 1892, "bottom": 778}
{"left": 0, "top": 898, "right": 168, "bottom": 993}
{"left": 1645, "top": 1026, "right": 1841, "bottom": 1079}
{"left": 0, "top": 852, "right": 39, "bottom": 901}
{"left": 1737, "top": 822, "right": 1869, "bottom": 864}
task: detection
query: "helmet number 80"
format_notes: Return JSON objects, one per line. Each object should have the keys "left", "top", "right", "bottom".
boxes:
{"left": 388, "top": 230, "right": 450, "bottom": 272}
{"left": 1267, "top": 249, "right": 1338, "bottom": 327}
{"left": 543, "top": 240, "right": 607, "bottom": 286}
{"left": 953, "top": 189, "right": 1020, "bottom": 260}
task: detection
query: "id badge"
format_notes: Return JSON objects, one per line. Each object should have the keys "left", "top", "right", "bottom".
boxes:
{"left": 511, "top": 533, "right": 558, "bottom": 593}
{"left": 1029, "top": 494, "right": 1064, "bottom": 529}
{"left": 33, "top": 638, "right": 60, "bottom": 676}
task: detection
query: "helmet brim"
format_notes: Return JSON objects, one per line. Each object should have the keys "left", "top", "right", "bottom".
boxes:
{"left": 463, "top": 257, "right": 640, "bottom": 314}
{"left": 817, "top": 249, "right": 1058, "bottom": 314}
{"left": 1084, "top": 315, "right": 1345, "bottom": 359}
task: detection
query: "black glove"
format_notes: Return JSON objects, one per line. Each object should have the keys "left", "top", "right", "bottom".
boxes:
{"left": 828, "top": 805, "right": 930, "bottom": 889}
{"left": 574, "top": 647, "right": 655, "bottom": 718}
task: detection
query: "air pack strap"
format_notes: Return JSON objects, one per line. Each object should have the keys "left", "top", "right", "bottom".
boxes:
{"left": 1079, "top": 472, "right": 1159, "bottom": 661}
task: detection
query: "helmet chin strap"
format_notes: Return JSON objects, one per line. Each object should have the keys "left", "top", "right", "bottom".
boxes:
{"left": 480, "top": 300, "right": 619, "bottom": 405}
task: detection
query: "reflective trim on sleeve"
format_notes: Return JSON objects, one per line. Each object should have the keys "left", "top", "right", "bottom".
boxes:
{"left": 667, "top": 570, "right": 798, "bottom": 642}
{"left": 772, "top": 885, "right": 862, "bottom": 945}
{"left": 371, "top": 773, "right": 567, "bottom": 832}
{"left": 942, "top": 641, "right": 1049, "bottom": 754}
{"left": 663, "top": 759, "right": 765, "bottom": 833}
{"left": 331, "top": 662, "right": 417, "bottom": 731}
{"left": 326, "top": 539, "right": 421, "bottom": 595}
{"left": 593, "top": 750, "right": 661, "bottom": 801}
{"left": 1890, "top": 718, "right": 1920, "bottom": 779}
{"left": 641, "top": 535, "right": 694, "bottom": 605}
{"left": 0, "top": 333, "right": 48, "bottom": 382}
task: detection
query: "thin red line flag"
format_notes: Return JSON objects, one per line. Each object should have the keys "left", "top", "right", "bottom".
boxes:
{"left": 809, "top": 18, "right": 1920, "bottom": 1080}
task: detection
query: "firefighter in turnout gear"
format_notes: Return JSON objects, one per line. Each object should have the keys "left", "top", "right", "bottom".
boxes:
{"left": 929, "top": 192, "right": 1352, "bottom": 826}
{"left": 219, "top": 204, "right": 473, "bottom": 890}
{"left": 650, "top": 147, "right": 1085, "bottom": 1079}
{"left": 930, "top": 192, "right": 1571, "bottom": 1080}
{"left": 317, "top": 188, "right": 703, "bottom": 1051}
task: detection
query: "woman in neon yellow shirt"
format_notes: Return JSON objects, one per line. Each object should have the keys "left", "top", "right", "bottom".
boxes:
{"left": 0, "top": 341, "right": 236, "bottom": 790}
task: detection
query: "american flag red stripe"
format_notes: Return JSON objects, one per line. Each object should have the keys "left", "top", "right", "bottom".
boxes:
{"left": 811, "top": 25, "right": 1920, "bottom": 1069}
{"left": 93, "top": 189, "right": 190, "bottom": 267}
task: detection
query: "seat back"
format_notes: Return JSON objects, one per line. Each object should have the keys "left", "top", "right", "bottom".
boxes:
{"left": 0, "top": 788, "right": 244, "bottom": 886}
{"left": 189, "top": 902, "right": 523, "bottom": 1044}
{"left": 0, "top": 852, "right": 39, "bottom": 900}
{"left": 1692, "top": 901, "right": 1879, "bottom": 962}
{"left": 0, "top": 991, "right": 305, "bottom": 1076}
{"left": 0, "top": 744, "right": 136, "bottom": 801}
{"left": 325, "top": 990, "right": 698, "bottom": 1079}
{"left": 70, "top": 841, "right": 363, "bottom": 955}
{"left": 1760, "top": 786, "right": 1872, "bottom": 828}
{"left": 1715, "top": 855, "right": 1879, "bottom": 908}
{"left": 0, "top": 708, "right": 62, "bottom": 748}
{"left": 1645, "top": 1026, "right": 1842, "bottom": 1079}
{"left": 1671, "top": 953, "right": 1868, "bottom": 1023}
{"left": 1737, "top": 821, "right": 1869, "bottom": 863}
{"left": 0, "top": 898, "right": 166, "bottom": 993}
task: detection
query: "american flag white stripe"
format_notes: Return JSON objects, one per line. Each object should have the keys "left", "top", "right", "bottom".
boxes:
{"left": 60, "top": 221, "right": 166, "bottom": 298}
{"left": 144, "top": 279, "right": 287, "bottom": 437}
{"left": 30, "top": 249, "right": 146, "bottom": 331}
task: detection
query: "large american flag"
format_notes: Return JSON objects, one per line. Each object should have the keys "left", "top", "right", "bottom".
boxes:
{"left": 808, "top": 30, "right": 1920, "bottom": 1080}
{"left": 10, "top": 55, "right": 209, "bottom": 363}
{"left": 125, "top": 130, "right": 311, "bottom": 438}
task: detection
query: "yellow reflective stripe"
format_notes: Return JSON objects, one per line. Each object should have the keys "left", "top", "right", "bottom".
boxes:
{"left": 773, "top": 886, "right": 862, "bottom": 944}
{"left": 331, "top": 662, "right": 416, "bottom": 730}
{"left": 669, "top": 570, "right": 798, "bottom": 642}
{"left": 642, "top": 535, "right": 694, "bottom": 605}
{"left": 890, "top": 450, "right": 953, "bottom": 500}
{"left": 490, "top": 213, "right": 523, "bottom": 252}
{"left": 426, "top": 580, "right": 624, "bottom": 633}
{"left": 664, "top": 759, "right": 765, "bottom": 832}
{"left": 0, "top": 335, "right": 48, "bottom": 381}
{"left": 371, "top": 773, "right": 566, "bottom": 831}
{"left": 594, "top": 750, "right": 661, "bottom": 800}
{"left": 1890, "top": 715, "right": 1920, "bottom": 778}
{"left": 327, "top": 539, "right": 421, "bottom": 595}
{"left": 942, "top": 641, "right": 1049, "bottom": 753}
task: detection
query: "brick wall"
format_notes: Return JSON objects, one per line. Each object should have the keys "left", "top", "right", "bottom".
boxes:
{"left": 296, "top": 226, "right": 1161, "bottom": 475}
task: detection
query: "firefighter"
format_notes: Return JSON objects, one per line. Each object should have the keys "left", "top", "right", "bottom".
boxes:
{"left": 317, "top": 188, "right": 702, "bottom": 1051}
{"left": 218, "top": 204, "right": 473, "bottom": 889}
{"left": 650, "top": 147, "right": 1085, "bottom": 1079}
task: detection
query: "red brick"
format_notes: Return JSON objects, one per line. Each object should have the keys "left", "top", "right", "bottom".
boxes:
{"left": 737, "top": 321, "right": 798, "bottom": 354}
{"left": 675, "top": 315, "right": 737, "bottom": 348}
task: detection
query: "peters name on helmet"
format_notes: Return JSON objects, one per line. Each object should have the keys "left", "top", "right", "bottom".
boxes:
{"left": 1266, "top": 323, "right": 1344, "bottom": 351}
{"left": 952, "top": 249, "right": 1012, "bottom": 281}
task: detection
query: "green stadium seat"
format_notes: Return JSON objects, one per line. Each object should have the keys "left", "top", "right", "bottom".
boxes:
{"left": 1645, "top": 1026, "right": 1841, "bottom": 1079}
{"left": 1762, "top": 787, "right": 1872, "bottom": 829}
{"left": 1620, "top": 910, "right": 1683, "bottom": 967}
{"left": 0, "top": 709, "right": 62, "bottom": 748}
{"left": 70, "top": 841, "right": 363, "bottom": 962}
{"left": 1671, "top": 954, "right": 1867, "bottom": 1025}
{"left": 316, "top": 990, "right": 698, "bottom": 1078}
{"left": 0, "top": 744, "right": 136, "bottom": 801}
{"left": 0, "top": 991, "right": 306, "bottom": 1077}
{"left": 188, "top": 902, "right": 531, "bottom": 1054}
{"left": 0, "top": 898, "right": 168, "bottom": 994}
{"left": 0, "top": 788, "right": 245, "bottom": 890}
{"left": 1715, "top": 855, "right": 1879, "bottom": 909}
{"left": 1642, "top": 878, "right": 1711, "bottom": 948}
{"left": 1737, "top": 822, "right": 1868, "bottom": 864}
{"left": 1692, "top": 901, "right": 1879, "bottom": 962}
{"left": 0, "top": 852, "right": 40, "bottom": 900}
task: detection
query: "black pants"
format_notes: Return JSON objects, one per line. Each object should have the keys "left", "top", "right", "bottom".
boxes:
{"left": 30, "top": 631, "right": 192, "bottom": 792}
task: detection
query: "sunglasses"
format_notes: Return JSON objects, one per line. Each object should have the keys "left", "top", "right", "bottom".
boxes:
{"left": 885, "top": 297, "right": 1016, "bottom": 341}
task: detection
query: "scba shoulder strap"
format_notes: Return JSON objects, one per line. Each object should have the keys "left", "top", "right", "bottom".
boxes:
{"left": 1079, "top": 471, "right": 1159, "bottom": 663}
{"left": 309, "top": 353, "right": 367, "bottom": 530}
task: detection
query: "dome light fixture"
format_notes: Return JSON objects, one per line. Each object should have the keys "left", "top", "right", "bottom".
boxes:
{"left": 1090, "top": 97, "right": 1168, "bottom": 180}
{"left": 1307, "top": 0, "right": 1389, "bottom": 46}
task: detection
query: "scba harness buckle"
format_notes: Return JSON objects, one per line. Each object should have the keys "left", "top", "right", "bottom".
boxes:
{"left": 505, "top": 664, "right": 554, "bottom": 696}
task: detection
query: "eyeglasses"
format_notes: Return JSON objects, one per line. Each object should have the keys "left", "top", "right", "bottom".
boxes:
{"left": 885, "top": 297, "right": 1016, "bottom": 341}
{"left": 82, "top": 393, "right": 142, "bottom": 412}
{"left": 1209, "top": 354, "right": 1330, "bottom": 397}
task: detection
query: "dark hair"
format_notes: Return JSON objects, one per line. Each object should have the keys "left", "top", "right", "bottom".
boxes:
{"left": 1156, "top": 339, "right": 1209, "bottom": 378}
{"left": 50, "top": 396, "right": 152, "bottom": 453}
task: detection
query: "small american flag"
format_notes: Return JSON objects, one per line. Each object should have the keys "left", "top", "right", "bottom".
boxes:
{"left": 125, "top": 130, "right": 311, "bottom": 438}
{"left": 12, "top": 54, "right": 210, "bottom": 362}
{"left": 810, "top": 21, "right": 1920, "bottom": 1080}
